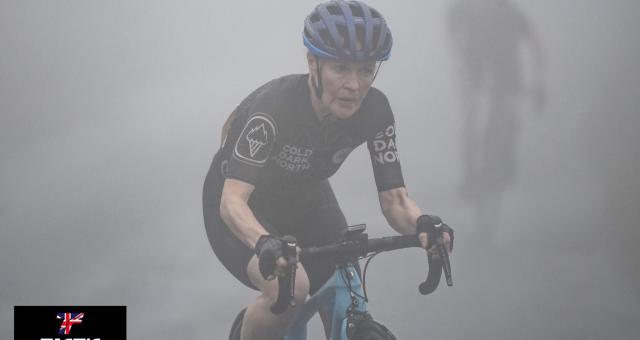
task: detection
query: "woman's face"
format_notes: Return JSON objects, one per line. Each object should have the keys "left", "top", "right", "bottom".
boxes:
{"left": 309, "top": 56, "right": 378, "bottom": 119}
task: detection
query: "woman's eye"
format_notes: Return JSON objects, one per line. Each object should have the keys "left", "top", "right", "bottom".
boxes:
{"left": 334, "top": 64, "right": 349, "bottom": 73}
{"left": 360, "top": 68, "right": 374, "bottom": 77}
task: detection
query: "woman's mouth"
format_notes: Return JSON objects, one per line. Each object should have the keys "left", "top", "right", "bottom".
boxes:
{"left": 338, "top": 97, "right": 357, "bottom": 104}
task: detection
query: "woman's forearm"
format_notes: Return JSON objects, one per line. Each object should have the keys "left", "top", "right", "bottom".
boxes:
{"left": 219, "top": 179, "right": 269, "bottom": 250}
{"left": 379, "top": 187, "right": 422, "bottom": 235}
{"left": 219, "top": 196, "right": 267, "bottom": 250}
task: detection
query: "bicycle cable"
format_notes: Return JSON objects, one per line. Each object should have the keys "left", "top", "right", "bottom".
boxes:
{"left": 338, "top": 252, "right": 381, "bottom": 305}
{"left": 340, "top": 266, "right": 366, "bottom": 302}
{"left": 361, "top": 252, "right": 380, "bottom": 302}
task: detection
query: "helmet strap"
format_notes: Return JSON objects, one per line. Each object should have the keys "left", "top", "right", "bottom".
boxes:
{"left": 313, "top": 56, "right": 324, "bottom": 99}
{"left": 372, "top": 61, "right": 384, "bottom": 83}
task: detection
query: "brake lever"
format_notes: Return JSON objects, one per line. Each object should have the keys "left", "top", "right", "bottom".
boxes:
{"left": 440, "top": 241, "right": 453, "bottom": 287}
{"left": 419, "top": 249, "right": 442, "bottom": 295}
{"left": 270, "top": 236, "right": 298, "bottom": 315}
{"left": 418, "top": 230, "right": 453, "bottom": 295}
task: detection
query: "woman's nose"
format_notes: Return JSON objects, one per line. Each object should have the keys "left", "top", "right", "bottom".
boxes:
{"left": 342, "top": 71, "right": 359, "bottom": 91}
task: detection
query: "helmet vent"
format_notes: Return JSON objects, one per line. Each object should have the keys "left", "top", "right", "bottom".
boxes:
{"left": 336, "top": 24, "right": 348, "bottom": 49}
{"left": 319, "top": 30, "right": 336, "bottom": 49}
{"left": 382, "top": 34, "right": 391, "bottom": 50}
{"left": 327, "top": 4, "right": 341, "bottom": 16}
{"left": 372, "top": 26, "right": 381, "bottom": 47}
{"left": 350, "top": 4, "right": 364, "bottom": 18}
{"left": 355, "top": 26, "right": 365, "bottom": 49}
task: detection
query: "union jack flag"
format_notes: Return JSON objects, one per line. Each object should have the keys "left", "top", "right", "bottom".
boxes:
{"left": 57, "top": 312, "right": 84, "bottom": 335}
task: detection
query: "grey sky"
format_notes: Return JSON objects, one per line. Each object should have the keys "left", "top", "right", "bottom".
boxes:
{"left": 1, "top": 1, "right": 639, "bottom": 339}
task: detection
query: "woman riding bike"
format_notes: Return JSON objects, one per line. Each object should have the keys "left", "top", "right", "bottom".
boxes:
{"left": 202, "top": 1, "right": 453, "bottom": 339}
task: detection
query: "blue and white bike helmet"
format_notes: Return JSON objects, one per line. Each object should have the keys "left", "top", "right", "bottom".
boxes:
{"left": 303, "top": 0, "right": 393, "bottom": 61}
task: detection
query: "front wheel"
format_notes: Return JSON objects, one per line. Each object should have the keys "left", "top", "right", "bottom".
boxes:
{"left": 228, "top": 307, "right": 286, "bottom": 340}
{"left": 228, "top": 308, "right": 246, "bottom": 340}
{"left": 348, "top": 312, "right": 396, "bottom": 340}
{"left": 351, "top": 322, "right": 396, "bottom": 340}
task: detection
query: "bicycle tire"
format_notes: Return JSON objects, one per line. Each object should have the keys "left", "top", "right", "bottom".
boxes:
{"left": 228, "top": 308, "right": 286, "bottom": 340}
{"left": 351, "top": 321, "right": 396, "bottom": 340}
{"left": 228, "top": 308, "right": 246, "bottom": 340}
{"left": 348, "top": 313, "right": 397, "bottom": 340}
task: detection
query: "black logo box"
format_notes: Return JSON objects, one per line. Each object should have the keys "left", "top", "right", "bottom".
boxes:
{"left": 14, "top": 306, "right": 126, "bottom": 339}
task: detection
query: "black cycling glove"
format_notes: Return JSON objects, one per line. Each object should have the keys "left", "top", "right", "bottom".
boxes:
{"left": 416, "top": 215, "right": 455, "bottom": 251}
{"left": 254, "top": 235, "right": 285, "bottom": 280}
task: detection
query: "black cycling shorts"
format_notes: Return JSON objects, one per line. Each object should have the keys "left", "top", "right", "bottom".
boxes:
{"left": 202, "top": 154, "right": 349, "bottom": 294}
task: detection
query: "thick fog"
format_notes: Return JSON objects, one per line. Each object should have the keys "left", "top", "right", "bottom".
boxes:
{"left": 1, "top": 0, "right": 639, "bottom": 339}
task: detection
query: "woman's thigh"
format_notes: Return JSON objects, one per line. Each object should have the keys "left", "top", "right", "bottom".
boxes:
{"left": 246, "top": 255, "right": 310, "bottom": 304}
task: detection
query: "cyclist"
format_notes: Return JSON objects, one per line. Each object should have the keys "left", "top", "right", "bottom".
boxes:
{"left": 202, "top": 1, "right": 453, "bottom": 339}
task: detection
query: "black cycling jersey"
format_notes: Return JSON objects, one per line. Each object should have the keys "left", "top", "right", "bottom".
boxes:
{"left": 216, "top": 73, "right": 404, "bottom": 196}
{"left": 204, "top": 74, "right": 405, "bottom": 292}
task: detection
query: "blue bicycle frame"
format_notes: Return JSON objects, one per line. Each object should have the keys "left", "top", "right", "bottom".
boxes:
{"left": 285, "top": 263, "right": 365, "bottom": 340}
{"left": 231, "top": 229, "right": 451, "bottom": 339}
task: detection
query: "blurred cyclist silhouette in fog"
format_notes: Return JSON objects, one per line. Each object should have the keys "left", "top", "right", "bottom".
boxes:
{"left": 448, "top": 0, "right": 546, "bottom": 239}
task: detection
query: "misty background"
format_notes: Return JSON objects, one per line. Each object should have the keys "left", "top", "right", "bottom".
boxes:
{"left": 1, "top": 0, "right": 638, "bottom": 339}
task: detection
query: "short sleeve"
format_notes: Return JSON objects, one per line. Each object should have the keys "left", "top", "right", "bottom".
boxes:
{"left": 227, "top": 112, "right": 278, "bottom": 185}
{"left": 364, "top": 91, "right": 405, "bottom": 191}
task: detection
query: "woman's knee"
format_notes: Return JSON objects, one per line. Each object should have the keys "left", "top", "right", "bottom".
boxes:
{"left": 248, "top": 256, "right": 310, "bottom": 306}
{"left": 291, "top": 266, "right": 310, "bottom": 305}
{"left": 265, "top": 266, "right": 310, "bottom": 307}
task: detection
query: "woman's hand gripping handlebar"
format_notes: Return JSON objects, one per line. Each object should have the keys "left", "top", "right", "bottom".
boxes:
{"left": 416, "top": 215, "right": 454, "bottom": 294}
{"left": 269, "top": 236, "right": 298, "bottom": 314}
{"left": 254, "top": 235, "right": 299, "bottom": 314}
